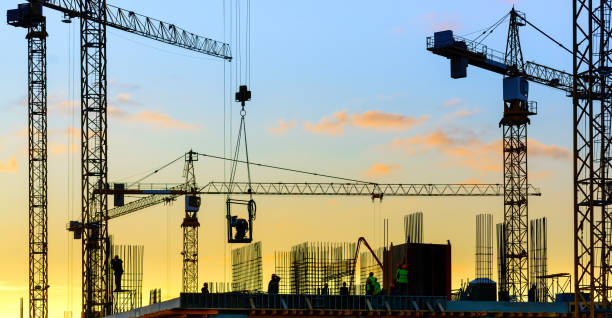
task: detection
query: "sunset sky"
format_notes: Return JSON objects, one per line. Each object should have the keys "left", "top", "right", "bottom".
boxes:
{"left": 0, "top": 1, "right": 574, "bottom": 316}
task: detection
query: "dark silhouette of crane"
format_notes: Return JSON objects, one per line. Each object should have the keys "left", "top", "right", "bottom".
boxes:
{"left": 7, "top": 1, "right": 230, "bottom": 316}
{"left": 427, "top": 8, "right": 572, "bottom": 301}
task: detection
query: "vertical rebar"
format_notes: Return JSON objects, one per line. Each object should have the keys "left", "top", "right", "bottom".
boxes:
{"left": 404, "top": 212, "right": 423, "bottom": 244}
{"left": 476, "top": 214, "right": 493, "bottom": 280}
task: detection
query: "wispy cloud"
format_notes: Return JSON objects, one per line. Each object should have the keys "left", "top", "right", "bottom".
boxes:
{"left": 116, "top": 93, "right": 138, "bottom": 105}
{"left": 448, "top": 108, "right": 479, "bottom": 119}
{"left": 304, "top": 110, "right": 428, "bottom": 135}
{"left": 460, "top": 178, "right": 483, "bottom": 184}
{"left": 266, "top": 119, "right": 298, "bottom": 136}
{"left": 352, "top": 111, "right": 429, "bottom": 131}
{"left": 125, "top": 111, "right": 197, "bottom": 130}
{"left": 49, "top": 143, "right": 79, "bottom": 156}
{"left": 442, "top": 97, "right": 461, "bottom": 108}
{"left": 528, "top": 139, "right": 571, "bottom": 161}
{"left": 529, "top": 170, "right": 553, "bottom": 180}
{"left": 386, "top": 130, "right": 570, "bottom": 175}
{"left": 0, "top": 157, "right": 18, "bottom": 173}
{"left": 421, "top": 12, "right": 462, "bottom": 33}
{"left": 365, "top": 163, "right": 401, "bottom": 177}
{"left": 303, "top": 111, "right": 350, "bottom": 135}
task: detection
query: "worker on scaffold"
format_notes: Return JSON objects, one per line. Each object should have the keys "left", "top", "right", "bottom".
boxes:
{"left": 111, "top": 255, "right": 124, "bottom": 291}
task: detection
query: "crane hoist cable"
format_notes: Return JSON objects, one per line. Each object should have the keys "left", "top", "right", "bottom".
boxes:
{"left": 225, "top": 84, "right": 256, "bottom": 243}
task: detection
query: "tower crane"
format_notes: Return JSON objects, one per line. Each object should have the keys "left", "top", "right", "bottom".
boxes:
{"left": 427, "top": 8, "right": 572, "bottom": 301}
{"left": 7, "top": 1, "right": 231, "bottom": 316}
{"left": 92, "top": 151, "right": 542, "bottom": 299}
{"left": 573, "top": 1, "right": 612, "bottom": 317}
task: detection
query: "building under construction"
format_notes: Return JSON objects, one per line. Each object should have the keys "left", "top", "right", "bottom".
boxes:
{"left": 6, "top": 0, "right": 612, "bottom": 317}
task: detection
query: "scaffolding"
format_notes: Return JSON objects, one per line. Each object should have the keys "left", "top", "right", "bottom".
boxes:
{"left": 404, "top": 212, "right": 423, "bottom": 243}
{"left": 110, "top": 244, "right": 144, "bottom": 314}
{"left": 359, "top": 247, "right": 384, "bottom": 294}
{"left": 476, "top": 214, "right": 493, "bottom": 280}
{"left": 529, "top": 217, "right": 547, "bottom": 302}
{"left": 231, "top": 241, "right": 263, "bottom": 292}
{"left": 538, "top": 273, "right": 571, "bottom": 302}
{"left": 274, "top": 242, "right": 356, "bottom": 295}
{"left": 496, "top": 223, "right": 507, "bottom": 299}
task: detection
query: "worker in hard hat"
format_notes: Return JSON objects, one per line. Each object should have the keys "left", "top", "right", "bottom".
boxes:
{"left": 268, "top": 274, "right": 280, "bottom": 294}
{"left": 321, "top": 283, "right": 329, "bottom": 295}
{"left": 395, "top": 263, "right": 408, "bottom": 295}
{"left": 365, "top": 272, "right": 375, "bottom": 295}
{"left": 528, "top": 284, "right": 536, "bottom": 302}
{"left": 111, "top": 255, "right": 124, "bottom": 291}
{"left": 372, "top": 277, "right": 381, "bottom": 296}
{"left": 339, "top": 282, "right": 349, "bottom": 296}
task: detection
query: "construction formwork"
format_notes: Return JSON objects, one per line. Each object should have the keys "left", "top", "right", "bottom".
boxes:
{"left": 529, "top": 217, "right": 547, "bottom": 302}
{"left": 231, "top": 241, "right": 263, "bottom": 292}
{"left": 359, "top": 247, "right": 384, "bottom": 294}
{"left": 404, "top": 212, "right": 423, "bottom": 244}
{"left": 274, "top": 242, "right": 356, "bottom": 295}
{"left": 476, "top": 214, "right": 493, "bottom": 280}
{"left": 110, "top": 244, "right": 144, "bottom": 314}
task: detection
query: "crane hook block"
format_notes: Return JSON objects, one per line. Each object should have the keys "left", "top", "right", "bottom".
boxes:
{"left": 235, "top": 85, "right": 252, "bottom": 106}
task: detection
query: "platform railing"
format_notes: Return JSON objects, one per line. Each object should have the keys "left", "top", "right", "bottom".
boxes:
{"left": 180, "top": 293, "right": 446, "bottom": 311}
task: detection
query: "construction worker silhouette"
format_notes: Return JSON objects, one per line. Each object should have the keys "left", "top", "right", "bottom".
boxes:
{"left": 111, "top": 255, "right": 124, "bottom": 291}
{"left": 321, "top": 283, "right": 329, "bottom": 295}
{"left": 339, "top": 282, "right": 349, "bottom": 295}
{"left": 395, "top": 264, "right": 408, "bottom": 294}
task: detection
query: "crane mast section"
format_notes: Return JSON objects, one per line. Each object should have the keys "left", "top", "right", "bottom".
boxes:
{"left": 31, "top": 0, "right": 232, "bottom": 60}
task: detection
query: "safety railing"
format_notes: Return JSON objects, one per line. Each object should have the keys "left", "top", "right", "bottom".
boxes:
{"left": 180, "top": 293, "right": 446, "bottom": 311}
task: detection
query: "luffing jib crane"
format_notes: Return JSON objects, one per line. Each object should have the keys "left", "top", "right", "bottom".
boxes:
{"left": 7, "top": 0, "right": 231, "bottom": 316}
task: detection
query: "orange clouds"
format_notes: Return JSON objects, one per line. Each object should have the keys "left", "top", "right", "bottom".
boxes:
{"left": 0, "top": 157, "right": 18, "bottom": 173}
{"left": 365, "top": 163, "right": 401, "bottom": 177}
{"left": 527, "top": 139, "right": 571, "bottom": 161}
{"left": 303, "top": 111, "right": 350, "bottom": 135}
{"left": 126, "top": 111, "right": 197, "bottom": 130}
{"left": 266, "top": 119, "right": 298, "bottom": 135}
{"left": 304, "top": 110, "right": 428, "bottom": 135}
{"left": 109, "top": 107, "right": 197, "bottom": 131}
{"left": 388, "top": 130, "right": 571, "bottom": 175}
{"left": 352, "top": 110, "right": 429, "bottom": 131}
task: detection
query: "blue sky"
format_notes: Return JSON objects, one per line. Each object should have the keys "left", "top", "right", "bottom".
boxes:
{"left": 0, "top": 1, "right": 575, "bottom": 315}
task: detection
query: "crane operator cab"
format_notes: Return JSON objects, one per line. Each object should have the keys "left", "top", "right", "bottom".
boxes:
{"left": 226, "top": 198, "right": 256, "bottom": 243}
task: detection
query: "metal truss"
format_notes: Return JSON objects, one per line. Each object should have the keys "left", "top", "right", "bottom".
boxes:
{"left": 35, "top": 0, "right": 231, "bottom": 59}
{"left": 181, "top": 151, "right": 199, "bottom": 292}
{"left": 197, "top": 182, "right": 541, "bottom": 197}
{"left": 28, "top": 17, "right": 48, "bottom": 318}
{"left": 104, "top": 182, "right": 542, "bottom": 222}
{"left": 573, "top": 1, "right": 612, "bottom": 317}
{"left": 80, "top": 0, "right": 110, "bottom": 315}
{"left": 501, "top": 123, "right": 529, "bottom": 301}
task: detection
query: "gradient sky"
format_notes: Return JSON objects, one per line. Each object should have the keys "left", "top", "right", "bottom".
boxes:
{"left": 0, "top": 0, "right": 574, "bottom": 316}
